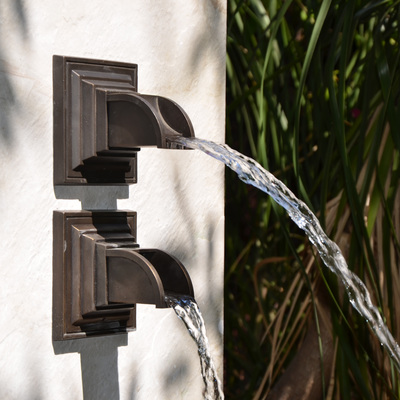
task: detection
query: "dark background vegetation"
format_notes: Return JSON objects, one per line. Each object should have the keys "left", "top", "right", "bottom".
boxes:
{"left": 224, "top": 0, "right": 400, "bottom": 398}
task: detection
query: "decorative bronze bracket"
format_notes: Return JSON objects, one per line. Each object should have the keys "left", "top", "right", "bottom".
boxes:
{"left": 53, "top": 55, "right": 194, "bottom": 185}
{"left": 53, "top": 210, "right": 194, "bottom": 340}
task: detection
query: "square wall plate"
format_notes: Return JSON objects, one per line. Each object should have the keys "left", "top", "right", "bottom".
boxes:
{"left": 53, "top": 210, "right": 137, "bottom": 340}
{"left": 53, "top": 55, "right": 139, "bottom": 185}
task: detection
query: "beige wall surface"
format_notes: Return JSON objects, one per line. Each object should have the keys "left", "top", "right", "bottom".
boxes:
{"left": 0, "top": 1, "right": 226, "bottom": 399}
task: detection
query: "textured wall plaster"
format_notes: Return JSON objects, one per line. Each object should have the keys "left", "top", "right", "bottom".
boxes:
{"left": 0, "top": 1, "right": 226, "bottom": 399}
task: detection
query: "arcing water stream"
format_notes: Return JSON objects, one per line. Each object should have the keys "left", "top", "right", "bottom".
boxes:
{"left": 166, "top": 294, "right": 224, "bottom": 400}
{"left": 169, "top": 135, "right": 400, "bottom": 374}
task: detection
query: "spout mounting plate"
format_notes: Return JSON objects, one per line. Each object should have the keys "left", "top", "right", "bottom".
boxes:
{"left": 53, "top": 55, "right": 139, "bottom": 185}
{"left": 53, "top": 210, "right": 138, "bottom": 340}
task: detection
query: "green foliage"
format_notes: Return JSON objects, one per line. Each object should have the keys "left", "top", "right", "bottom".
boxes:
{"left": 225, "top": 0, "right": 400, "bottom": 398}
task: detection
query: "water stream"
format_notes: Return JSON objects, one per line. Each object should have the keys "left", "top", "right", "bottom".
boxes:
{"left": 166, "top": 294, "right": 224, "bottom": 400}
{"left": 169, "top": 135, "right": 400, "bottom": 373}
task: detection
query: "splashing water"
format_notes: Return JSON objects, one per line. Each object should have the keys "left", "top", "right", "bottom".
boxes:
{"left": 166, "top": 294, "right": 224, "bottom": 400}
{"left": 169, "top": 135, "right": 400, "bottom": 373}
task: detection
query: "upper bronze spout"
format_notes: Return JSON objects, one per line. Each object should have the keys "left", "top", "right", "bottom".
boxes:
{"left": 53, "top": 55, "right": 195, "bottom": 185}
{"left": 107, "top": 92, "right": 194, "bottom": 150}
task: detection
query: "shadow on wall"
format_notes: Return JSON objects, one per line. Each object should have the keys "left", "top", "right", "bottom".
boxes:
{"left": 0, "top": 0, "right": 224, "bottom": 397}
{"left": 162, "top": 355, "right": 191, "bottom": 398}
{"left": 54, "top": 186, "right": 129, "bottom": 209}
{"left": 136, "top": 1, "right": 225, "bottom": 100}
{"left": 187, "top": 1, "right": 224, "bottom": 81}
{"left": 53, "top": 335, "right": 128, "bottom": 400}
{"left": 0, "top": 0, "right": 28, "bottom": 147}
{"left": 168, "top": 161, "right": 223, "bottom": 339}
{"left": 0, "top": 356, "right": 47, "bottom": 400}
{"left": 125, "top": 355, "right": 191, "bottom": 399}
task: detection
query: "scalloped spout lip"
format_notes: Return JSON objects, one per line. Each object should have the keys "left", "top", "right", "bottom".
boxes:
{"left": 106, "top": 247, "right": 194, "bottom": 309}
{"left": 107, "top": 92, "right": 195, "bottom": 150}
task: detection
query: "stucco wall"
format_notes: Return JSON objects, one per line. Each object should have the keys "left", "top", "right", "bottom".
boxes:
{"left": 0, "top": 1, "right": 226, "bottom": 399}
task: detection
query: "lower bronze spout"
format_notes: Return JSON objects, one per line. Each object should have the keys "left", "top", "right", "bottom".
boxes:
{"left": 53, "top": 210, "right": 194, "bottom": 340}
{"left": 106, "top": 248, "right": 194, "bottom": 308}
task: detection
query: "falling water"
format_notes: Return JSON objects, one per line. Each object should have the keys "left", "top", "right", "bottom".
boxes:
{"left": 169, "top": 135, "right": 400, "bottom": 373}
{"left": 165, "top": 294, "right": 224, "bottom": 400}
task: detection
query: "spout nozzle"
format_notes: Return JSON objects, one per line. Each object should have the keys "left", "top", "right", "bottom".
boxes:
{"left": 107, "top": 93, "right": 195, "bottom": 150}
{"left": 106, "top": 248, "right": 194, "bottom": 308}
